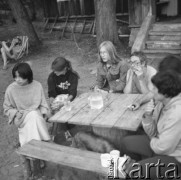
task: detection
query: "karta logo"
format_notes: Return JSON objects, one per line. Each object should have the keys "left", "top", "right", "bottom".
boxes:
{"left": 108, "top": 157, "right": 128, "bottom": 179}
{"left": 108, "top": 159, "right": 181, "bottom": 179}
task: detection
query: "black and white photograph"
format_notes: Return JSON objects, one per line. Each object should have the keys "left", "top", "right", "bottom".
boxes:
{"left": 0, "top": 0, "right": 181, "bottom": 179}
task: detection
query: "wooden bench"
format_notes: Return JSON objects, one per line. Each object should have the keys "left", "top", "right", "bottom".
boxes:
{"left": 16, "top": 140, "right": 107, "bottom": 176}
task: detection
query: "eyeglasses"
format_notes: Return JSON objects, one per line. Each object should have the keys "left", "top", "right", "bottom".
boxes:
{"left": 129, "top": 61, "right": 141, "bottom": 66}
{"left": 100, "top": 51, "right": 108, "bottom": 55}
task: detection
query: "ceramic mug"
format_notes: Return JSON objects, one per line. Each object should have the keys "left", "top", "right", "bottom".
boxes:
{"left": 100, "top": 153, "right": 111, "bottom": 167}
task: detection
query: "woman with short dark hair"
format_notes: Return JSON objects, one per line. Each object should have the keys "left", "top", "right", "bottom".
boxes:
{"left": 3, "top": 62, "right": 51, "bottom": 178}
{"left": 12, "top": 62, "right": 33, "bottom": 83}
{"left": 3, "top": 62, "right": 51, "bottom": 146}
{"left": 120, "top": 70, "right": 181, "bottom": 179}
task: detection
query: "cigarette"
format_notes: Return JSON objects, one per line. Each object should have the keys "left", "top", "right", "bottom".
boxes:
{"left": 127, "top": 105, "right": 136, "bottom": 109}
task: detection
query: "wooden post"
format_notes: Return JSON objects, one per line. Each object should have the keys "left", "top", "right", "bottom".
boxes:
{"left": 142, "top": 0, "right": 149, "bottom": 20}
{"left": 150, "top": 0, "right": 156, "bottom": 18}
{"left": 79, "top": 0, "right": 85, "bottom": 15}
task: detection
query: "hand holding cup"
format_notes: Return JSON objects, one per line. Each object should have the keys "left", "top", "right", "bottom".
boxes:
{"left": 145, "top": 99, "right": 155, "bottom": 115}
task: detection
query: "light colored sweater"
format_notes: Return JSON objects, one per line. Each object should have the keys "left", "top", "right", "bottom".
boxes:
{"left": 3, "top": 80, "right": 50, "bottom": 124}
{"left": 142, "top": 95, "right": 181, "bottom": 162}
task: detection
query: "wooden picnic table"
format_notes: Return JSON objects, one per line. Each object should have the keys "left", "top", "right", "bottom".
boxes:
{"left": 49, "top": 92, "right": 147, "bottom": 131}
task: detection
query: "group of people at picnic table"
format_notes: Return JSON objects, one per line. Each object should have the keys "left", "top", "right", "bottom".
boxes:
{"left": 3, "top": 40, "right": 181, "bottom": 179}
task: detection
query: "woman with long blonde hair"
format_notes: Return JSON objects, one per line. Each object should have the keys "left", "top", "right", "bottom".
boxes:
{"left": 95, "top": 41, "right": 129, "bottom": 93}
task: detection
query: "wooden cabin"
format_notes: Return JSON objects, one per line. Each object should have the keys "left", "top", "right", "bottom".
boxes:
{"left": 129, "top": 0, "right": 181, "bottom": 62}
{"left": 56, "top": 0, "right": 128, "bottom": 16}
{"left": 54, "top": 0, "right": 181, "bottom": 61}
{"left": 1, "top": 0, "right": 179, "bottom": 60}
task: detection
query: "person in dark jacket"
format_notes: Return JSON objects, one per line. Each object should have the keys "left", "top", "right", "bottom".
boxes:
{"left": 48, "top": 57, "right": 79, "bottom": 104}
{"left": 48, "top": 56, "right": 79, "bottom": 140}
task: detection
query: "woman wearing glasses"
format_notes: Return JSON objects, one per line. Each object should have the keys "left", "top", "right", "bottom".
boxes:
{"left": 94, "top": 41, "right": 129, "bottom": 93}
{"left": 124, "top": 51, "right": 157, "bottom": 94}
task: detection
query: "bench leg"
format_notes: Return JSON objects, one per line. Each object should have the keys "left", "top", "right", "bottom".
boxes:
{"left": 20, "top": 155, "right": 32, "bottom": 180}
{"left": 26, "top": 157, "right": 44, "bottom": 178}
{"left": 31, "top": 159, "right": 41, "bottom": 177}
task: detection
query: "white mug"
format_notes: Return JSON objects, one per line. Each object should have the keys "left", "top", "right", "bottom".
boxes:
{"left": 110, "top": 150, "right": 120, "bottom": 159}
{"left": 100, "top": 153, "right": 111, "bottom": 167}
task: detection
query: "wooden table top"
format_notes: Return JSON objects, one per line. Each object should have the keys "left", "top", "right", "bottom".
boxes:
{"left": 49, "top": 92, "right": 147, "bottom": 131}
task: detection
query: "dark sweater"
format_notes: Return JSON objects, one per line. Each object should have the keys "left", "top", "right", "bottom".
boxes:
{"left": 48, "top": 70, "right": 78, "bottom": 100}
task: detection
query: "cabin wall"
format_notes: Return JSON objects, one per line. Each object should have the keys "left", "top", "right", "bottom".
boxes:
{"left": 161, "top": 0, "right": 178, "bottom": 16}
{"left": 128, "top": 0, "right": 155, "bottom": 27}
{"left": 57, "top": 0, "right": 94, "bottom": 16}
{"left": 179, "top": 0, "right": 181, "bottom": 14}
{"left": 57, "top": 0, "right": 128, "bottom": 16}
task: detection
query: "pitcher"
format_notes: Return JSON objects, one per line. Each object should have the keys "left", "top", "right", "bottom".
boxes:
{"left": 88, "top": 91, "right": 103, "bottom": 109}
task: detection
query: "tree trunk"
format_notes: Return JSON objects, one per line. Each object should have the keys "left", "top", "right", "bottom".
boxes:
{"left": 94, "top": 0, "right": 120, "bottom": 47}
{"left": 43, "top": 0, "right": 59, "bottom": 18}
{"left": 32, "top": 0, "right": 44, "bottom": 21}
{"left": 7, "top": 0, "right": 41, "bottom": 47}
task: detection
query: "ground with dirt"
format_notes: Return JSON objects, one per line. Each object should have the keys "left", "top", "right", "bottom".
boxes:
{"left": 0, "top": 20, "right": 132, "bottom": 180}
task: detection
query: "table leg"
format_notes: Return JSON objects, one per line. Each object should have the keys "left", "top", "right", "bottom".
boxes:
{"left": 51, "top": 122, "right": 59, "bottom": 136}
